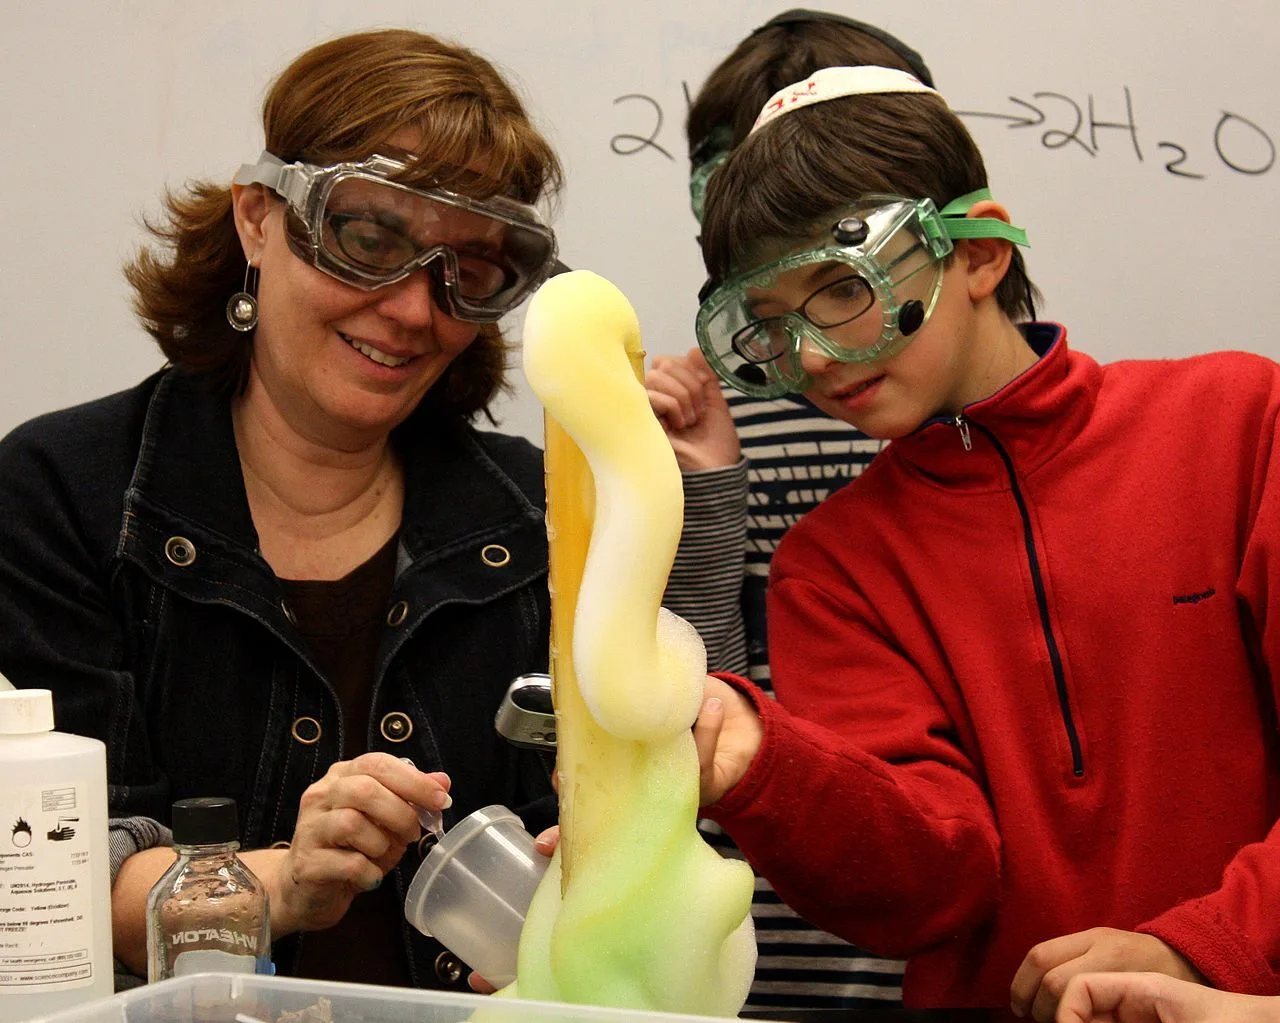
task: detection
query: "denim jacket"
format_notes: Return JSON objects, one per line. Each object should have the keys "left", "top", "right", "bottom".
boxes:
{"left": 0, "top": 368, "right": 555, "bottom": 988}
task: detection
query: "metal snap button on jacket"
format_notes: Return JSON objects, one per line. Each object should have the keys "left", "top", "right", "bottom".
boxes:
{"left": 481, "top": 543, "right": 511, "bottom": 567}
{"left": 380, "top": 711, "right": 413, "bottom": 742}
{"left": 434, "top": 950, "right": 464, "bottom": 984}
{"left": 164, "top": 536, "right": 197, "bottom": 567}
{"left": 386, "top": 600, "right": 409, "bottom": 626}
{"left": 290, "top": 716, "right": 321, "bottom": 744}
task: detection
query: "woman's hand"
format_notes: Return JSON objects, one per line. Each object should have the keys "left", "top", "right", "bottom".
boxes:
{"left": 646, "top": 348, "right": 741, "bottom": 472}
{"left": 270, "top": 752, "right": 451, "bottom": 934}
{"left": 693, "top": 675, "right": 764, "bottom": 805}
{"left": 1012, "top": 929, "right": 1202, "bottom": 1021}
{"left": 1055, "top": 971, "right": 1280, "bottom": 1023}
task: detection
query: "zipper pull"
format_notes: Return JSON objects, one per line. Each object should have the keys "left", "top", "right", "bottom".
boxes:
{"left": 953, "top": 415, "right": 973, "bottom": 452}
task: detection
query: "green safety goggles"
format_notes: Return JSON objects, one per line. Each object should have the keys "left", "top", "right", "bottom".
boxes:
{"left": 695, "top": 189, "right": 1028, "bottom": 397}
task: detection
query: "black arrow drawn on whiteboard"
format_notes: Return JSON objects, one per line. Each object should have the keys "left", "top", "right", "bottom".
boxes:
{"left": 954, "top": 97, "right": 1045, "bottom": 130}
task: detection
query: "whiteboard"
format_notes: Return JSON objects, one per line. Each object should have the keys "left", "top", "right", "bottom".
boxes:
{"left": 2, "top": 1, "right": 1277, "bottom": 443}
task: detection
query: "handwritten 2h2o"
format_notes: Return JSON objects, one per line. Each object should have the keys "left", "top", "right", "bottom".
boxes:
{"left": 610, "top": 83, "right": 1275, "bottom": 182}
{"left": 954, "top": 87, "right": 1274, "bottom": 180}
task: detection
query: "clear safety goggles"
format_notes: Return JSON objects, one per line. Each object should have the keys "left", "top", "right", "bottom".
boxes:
{"left": 695, "top": 190, "right": 1027, "bottom": 397}
{"left": 233, "top": 151, "right": 559, "bottom": 322}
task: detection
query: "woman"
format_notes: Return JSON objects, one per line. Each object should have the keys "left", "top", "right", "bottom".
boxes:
{"left": 0, "top": 28, "right": 562, "bottom": 990}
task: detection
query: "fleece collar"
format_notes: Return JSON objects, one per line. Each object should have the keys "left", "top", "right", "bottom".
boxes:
{"left": 891, "top": 324, "right": 1103, "bottom": 488}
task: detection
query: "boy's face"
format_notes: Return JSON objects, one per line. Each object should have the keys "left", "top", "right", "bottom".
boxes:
{"left": 696, "top": 198, "right": 953, "bottom": 400}
{"left": 799, "top": 254, "right": 978, "bottom": 439}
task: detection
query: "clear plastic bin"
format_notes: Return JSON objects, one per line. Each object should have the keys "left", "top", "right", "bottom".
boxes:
{"left": 24, "top": 972, "right": 738, "bottom": 1023}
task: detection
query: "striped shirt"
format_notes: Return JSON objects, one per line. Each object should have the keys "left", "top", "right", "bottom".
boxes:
{"left": 665, "top": 390, "right": 903, "bottom": 1010}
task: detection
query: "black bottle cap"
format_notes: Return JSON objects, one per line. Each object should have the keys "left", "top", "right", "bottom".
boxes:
{"left": 171, "top": 797, "right": 240, "bottom": 846}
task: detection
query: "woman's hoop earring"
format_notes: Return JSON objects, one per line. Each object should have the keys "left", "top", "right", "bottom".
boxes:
{"left": 226, "top": 262, "right": 259, "bottom": 332}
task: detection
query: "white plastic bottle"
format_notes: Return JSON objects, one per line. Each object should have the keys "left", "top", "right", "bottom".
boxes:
{"left": 0, "top": 684, "right": 112, "bottom": 1022}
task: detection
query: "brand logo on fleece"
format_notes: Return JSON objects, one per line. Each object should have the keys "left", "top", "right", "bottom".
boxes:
{"left": 1172, "top": 587, "right": 1216, "bottom": 606}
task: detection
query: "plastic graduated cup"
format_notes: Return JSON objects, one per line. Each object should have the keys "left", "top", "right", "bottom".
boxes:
{"left": 403, "top": 804, "right": 551, "bottom": 987}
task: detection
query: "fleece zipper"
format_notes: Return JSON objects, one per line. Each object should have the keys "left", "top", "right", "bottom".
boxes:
{"left": 955, "top": 415, "right": 1084, "bottom": 777}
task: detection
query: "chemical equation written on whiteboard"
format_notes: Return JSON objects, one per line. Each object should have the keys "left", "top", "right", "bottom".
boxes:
{"left": 954, "top": 88, "right": 1274, "bottom": 178}
{"left": 610, "top": 83, "right": 1275, "bottom": 180}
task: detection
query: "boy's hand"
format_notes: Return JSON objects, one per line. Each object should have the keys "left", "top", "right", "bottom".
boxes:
{"left": 1012, "top": 928, "right": 1202, "bottom": 1021}
{"left": 467, "top": 973, "right": 497, "bottom": 994}
{"left": 646, "top": 348, "right": 741, "bottom": 471}
{"left": 532, "top": 825, "right": 559, "bottom": 855}
{"left": 1055, "top": 971, "right": 1279, "bottom": 1023}
{"left": 693, "top": 676, "right": 764, "bottom": 805}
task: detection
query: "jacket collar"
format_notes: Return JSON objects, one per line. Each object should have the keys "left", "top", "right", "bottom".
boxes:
{"left": 890, "top": 324, "right": 1102, "bottom": 487}
{"left": 121, "top": 370, "right": 542, "bottom": 578}
{"left": 127, "top": 370, "right": 259, "bottom": 549}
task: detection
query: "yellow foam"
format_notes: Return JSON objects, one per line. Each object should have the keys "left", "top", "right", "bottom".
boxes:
{"left": 514, "top": 270, "right": 755, "bottom": 1015}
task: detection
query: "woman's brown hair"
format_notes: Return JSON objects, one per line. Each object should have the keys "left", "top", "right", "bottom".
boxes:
{"left": 700, "top": 91, "right": 1039, "bottom": 322}
{"left": 124, "top": 29, "right": 562, "bottom": 419}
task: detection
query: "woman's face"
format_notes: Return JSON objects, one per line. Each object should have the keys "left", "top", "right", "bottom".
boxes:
{"left": 234, "top": 130, "right": 483, "bottom": 448}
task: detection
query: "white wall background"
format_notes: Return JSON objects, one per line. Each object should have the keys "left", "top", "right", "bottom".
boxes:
{"left": 2, "top": 1, "right": 1277, "bottom": 442}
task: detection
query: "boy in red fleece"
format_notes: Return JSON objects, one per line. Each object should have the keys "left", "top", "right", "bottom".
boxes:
{"left": 683, "top": 64, "right": 1280, "bottom": 1019}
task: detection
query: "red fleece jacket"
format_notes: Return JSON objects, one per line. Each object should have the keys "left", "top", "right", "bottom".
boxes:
{"left": 705, "top": 326, "right": 1280, "bottom": 1007}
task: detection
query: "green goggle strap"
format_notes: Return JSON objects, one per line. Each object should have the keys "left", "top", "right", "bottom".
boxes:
{"left": 689, "top": 125, "right": 736, "bottom": 223}
{"left": 938, "top": 188, "right": 1030, "bottom": 247}
{"left": 689, "top": 151, "right": 730, "bottom": 223}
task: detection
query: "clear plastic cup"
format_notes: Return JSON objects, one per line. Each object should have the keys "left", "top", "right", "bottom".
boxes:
{"left": 403, "top": 804, "right": 551, "bottom": 987}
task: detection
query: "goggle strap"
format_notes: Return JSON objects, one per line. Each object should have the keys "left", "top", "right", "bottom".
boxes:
{"left": 232, "top": 151, "right": 284, "bottom": 189}
{"left": 235, "top": 152, "right": 319, "bottom": 212}
{"left": 940, "top": 188, "right": 1030, "bottom": 247}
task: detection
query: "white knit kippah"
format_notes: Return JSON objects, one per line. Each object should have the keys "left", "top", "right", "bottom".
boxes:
{"left": 750, "top": 65, "right": 941, "bottom": 134}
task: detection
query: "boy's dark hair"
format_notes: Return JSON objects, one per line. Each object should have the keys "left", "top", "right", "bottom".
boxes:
{"left": 687, "top": 10, "right": 933, "bottom": 171}
{"left": 700, "top": 91, "right": 1040, "bottom": 323}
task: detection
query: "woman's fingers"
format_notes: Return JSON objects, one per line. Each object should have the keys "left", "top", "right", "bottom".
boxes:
{"left": 351, "top": 752, "right": 452, "bottom": 815}
{"left": 302, "top": 754, "right": 450, "bottom": 847}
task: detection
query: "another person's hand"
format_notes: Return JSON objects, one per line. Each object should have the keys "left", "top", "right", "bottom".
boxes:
{"left": 646, "top": 348, "right": 741, "bottom": 471}
{"left": 532, "top": 824, "right": 559, "bottom": 855}
{"left": 272, "top": 753, "right": 451, "bottom": 933}
{"left": 1012, "top": 928, "right": 1202, "bottom": 1021}
{"left": 466, "top": 825, "right": 560, "bottom": 994}
{"left": 693, "top": 675, "right": 764, "bottom": 805}
{"left": 1055, "top": 971, "right": 1280, "bottom": 1023}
